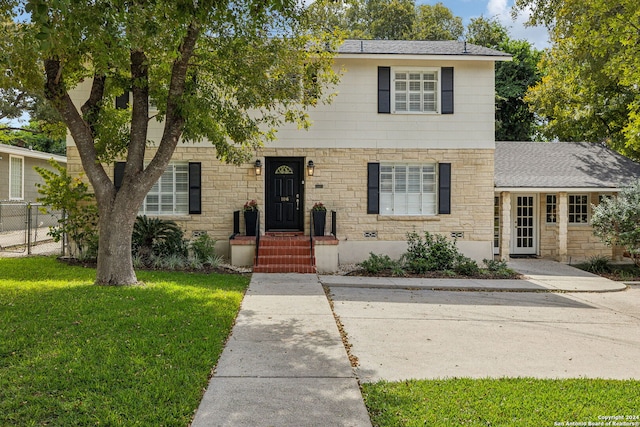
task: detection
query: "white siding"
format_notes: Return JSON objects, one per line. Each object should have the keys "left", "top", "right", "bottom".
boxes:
{"left": 67, "top": 56, "right": 497, "bottom": 151}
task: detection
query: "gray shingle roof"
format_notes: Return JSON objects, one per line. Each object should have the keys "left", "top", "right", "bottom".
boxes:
{"left": 338, "top": 39, "right": 511, "bottom": 58}
{"left": 495, "top": 141, "right": 640, "bottom": 189}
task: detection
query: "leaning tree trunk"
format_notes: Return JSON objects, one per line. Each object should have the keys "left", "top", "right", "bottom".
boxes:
{"left": 95, "top": 200, "right": 139, "bottom": 286}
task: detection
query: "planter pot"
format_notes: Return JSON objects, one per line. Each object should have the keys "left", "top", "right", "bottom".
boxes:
{"left": 244, "top": 210, "right": 258, "bottom": 236}
{"left": 312, "top": 210, "right": 326, "bottom": 237}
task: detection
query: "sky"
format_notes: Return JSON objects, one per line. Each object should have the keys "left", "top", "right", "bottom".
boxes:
{"left": 419, "top": 0, "right": 550, "bottom": 49}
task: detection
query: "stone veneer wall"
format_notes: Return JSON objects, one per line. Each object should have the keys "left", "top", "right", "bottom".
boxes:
{"left": 538, "top": 192, "right": 616, "bottom": 262}
{"left": 67, "top": 146, "right": 495, "bottom": 262}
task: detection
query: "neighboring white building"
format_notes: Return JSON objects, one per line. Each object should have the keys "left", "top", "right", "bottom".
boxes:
{"left": 0, "top": 143, "right": 67, "bottom": 202}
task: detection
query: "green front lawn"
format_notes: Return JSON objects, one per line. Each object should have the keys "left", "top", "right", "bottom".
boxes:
{"left": 0, "top": 257, "right": 249, "bottom": 426}
{"left": 363, "top": 378, "right": 640, "bottom": 427}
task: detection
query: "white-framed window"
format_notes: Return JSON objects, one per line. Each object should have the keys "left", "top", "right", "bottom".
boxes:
{"left": 380, "top": 163, "right": 437, "bottom": 215}
{"left": 546, "top": 194, "right": 557, "bottom": 224}
{"left": 568, "top": 194, "right": 589, "bottom": 224}
{"left": 140, "top": 163, "right": 189, "bottom": 215}
{"left": 393, "top": 68, "right": 439, "bottom": 113}
{"left": 9, "top": 155, "right": 24, "bottom": 200}
{"left": 494, "top": 196, "right": 500, "bottom": 251}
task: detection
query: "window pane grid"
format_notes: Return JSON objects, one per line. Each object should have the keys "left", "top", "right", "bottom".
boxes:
{"left": 380, "top": 163, "right": 437, "bottom": 215}
{"left": 394, "top": 70, "right": 439, "bottom": 113}
{"left": 141, "top": 163, "right": 189, "bottom": 215}
{"left": 546, "top": 194, "right": 557, "bottom": 223}
{"left": 568, "top": 194, "right": 588, "bottom": 224}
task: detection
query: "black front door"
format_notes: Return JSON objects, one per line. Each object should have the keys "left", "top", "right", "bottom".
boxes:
{"left": 265, "top": 158, "right": 304, "bottom": 231}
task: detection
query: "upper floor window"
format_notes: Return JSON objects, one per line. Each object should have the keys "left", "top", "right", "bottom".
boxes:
{"left": 393, "top": 70, "right": 439, "bottom": 113}
{"left": 568, "top": 194, "right": 589, "bottom": 224}
{"left": 380, "top": 163, "right": 437, "bottom": 215}
{"left": 9, "top": 155, "right": 24, "bottom": 200}
{"left": 140, "top": 163, "right": 189, "bottom": 215}
{"left": 378, "top": 66, "right": 453, "bottom": 115}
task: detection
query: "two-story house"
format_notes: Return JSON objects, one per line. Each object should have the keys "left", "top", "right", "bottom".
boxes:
{"left": 66, "top": 40, "right": 512, "bottom": 272}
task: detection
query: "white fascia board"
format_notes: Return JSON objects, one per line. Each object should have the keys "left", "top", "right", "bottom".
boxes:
{"left": 338, "top": 53, "right": 512, "bottom": 62}
{"left": 494, "top": 187, "right": 621, "bottom": 193}
{"left": 0, "top": 144, "right": 67, "bottom": 163}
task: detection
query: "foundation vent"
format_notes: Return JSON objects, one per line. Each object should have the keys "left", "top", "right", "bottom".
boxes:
{"left": 450, "top": 232, "right": 464, "bottom": 239}
{"left": 363, "top": 231, "right": 378, "bottom": 239}
{"left": 192, "top": 230, "right": 207, "bottom": 238}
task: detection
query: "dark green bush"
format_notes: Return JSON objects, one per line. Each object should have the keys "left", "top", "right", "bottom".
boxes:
{"left": 132, "top": 216, "right": 188, "bottom": 262}
{"left": 454, "top": 255, "right": 480, "bottom": 276}
{"left": 483, "top": 258, "right": 509, "bottom": 272}
{"left": 359, "top": 253, "right": 399, "bottom": 274}
{"left": 583, "top": 255, "right": 612, "bottom": 274}
{"left": 404, "top": 231, "right": 459, "bottom": 273}
{"left": 190, "top": 233, "right": 217, "bottom": 262}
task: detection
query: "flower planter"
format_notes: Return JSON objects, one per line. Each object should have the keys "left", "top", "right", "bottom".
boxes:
{"left": 244, "top": 210, "right": 258, "bottom": 236}
{"left": 312, "top": 210, "right": 326, "bottom": 237}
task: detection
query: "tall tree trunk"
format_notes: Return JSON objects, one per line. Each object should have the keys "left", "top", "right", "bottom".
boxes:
{"left": 95, "top": 200, "right": 139, "bottom": 285}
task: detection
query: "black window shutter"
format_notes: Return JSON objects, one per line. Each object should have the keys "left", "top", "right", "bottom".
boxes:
{"left": 378, "top": 67, "right": 391, "bottom": 114}
{"left": 115, "top": 92, "right": 129, "bottom": 110}
{"left": 114, "top": 162, "right": 126, "bottom": 191}
{"left": 367, "top": 163, "right": 380, "bottom": 214}
{"left": 438, "top": 163, "right": 451, "bottom": 214}
{"left": 441, "top": 67, "right": 454, "bottom": 114}
{"left": 188, "top": 162, "right": 202, "bottom": 215}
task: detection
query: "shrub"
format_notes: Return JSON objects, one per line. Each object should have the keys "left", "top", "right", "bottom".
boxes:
{"left": 359, "top": 253, "right": 399, "bottom": 274}
{"left": 454, "top": 255, "right": 480, "bottom": 276}
{"left": 35, "top": 159, "right": 99, "bottom": 259}
{"left": 404, "top": 231, "right": 460, "bottom": 273}
{"left": 190, "top": 233, "right": 217, "bottom": 262}
{"left": 483, "top": 258, "right": 509, "bottom": 272}
{"left": 591, "top": 179, "right": 640, "bottom": 267}
{"left": 132, "top": 216, "right": 188, "bottom": 262}
{"left": 583, "top": 255, "right": 611, "bottom": 274}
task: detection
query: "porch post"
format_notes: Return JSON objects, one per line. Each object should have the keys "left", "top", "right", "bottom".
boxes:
{"left": 500, "top": 191, "right": 511, "bottom": 260}
{"left": 558, "top": 192, "right": 568, "bottom": 262}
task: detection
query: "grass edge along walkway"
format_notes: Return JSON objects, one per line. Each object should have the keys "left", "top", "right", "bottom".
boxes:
{"left": 362, "top": 377, "right": 640, "bottom": 427}
{"left": 0, "top": 256, "right": 249, "bottom": 426}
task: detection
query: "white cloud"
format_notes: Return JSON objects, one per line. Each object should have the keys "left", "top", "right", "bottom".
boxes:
{"left": 486, "top": 0, "right": 550, "bottom": 49}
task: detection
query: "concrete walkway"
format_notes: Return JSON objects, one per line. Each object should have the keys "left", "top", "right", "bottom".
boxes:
{"left": 191, "top": 260, "right": 626, "bottom": 426}
{"left": 191, "top": 273, "right": 372, "bottom": 427}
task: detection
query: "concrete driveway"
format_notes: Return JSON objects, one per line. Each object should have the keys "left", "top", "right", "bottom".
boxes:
{"left": 328, "top": 285, "right": 640, "bottom": 382}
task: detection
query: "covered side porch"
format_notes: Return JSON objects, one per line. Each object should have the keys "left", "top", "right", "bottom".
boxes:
{"left": 494, "top": 141, "right": 640, "bottom": 263}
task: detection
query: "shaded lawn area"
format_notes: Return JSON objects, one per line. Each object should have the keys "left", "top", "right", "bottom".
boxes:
{"left": 363, "top": 378, "right": 640, "bottom": 427}
{"left": 0, "top": 256, "right": 249, "bottom": 426}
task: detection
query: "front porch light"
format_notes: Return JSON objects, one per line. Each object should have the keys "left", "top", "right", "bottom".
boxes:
{"left": 254, "top": 159, "right": 262, "bottom": 176}
{"left": 307, "top": 160, "right": 315, "bottom": 176}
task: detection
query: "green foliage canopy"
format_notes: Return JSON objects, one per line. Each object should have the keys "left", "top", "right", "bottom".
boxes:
{"left": 515, "top": 0, "right": 640, "bottom": 159}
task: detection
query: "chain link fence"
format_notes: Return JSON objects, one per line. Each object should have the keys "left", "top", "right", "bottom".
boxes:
{"left": 0, "top": 201, "right": 65, "bottom": 256}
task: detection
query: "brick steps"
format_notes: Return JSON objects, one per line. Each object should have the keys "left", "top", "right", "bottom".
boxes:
{"left": 253, "top": 235, "right": 316, "bottom": 273}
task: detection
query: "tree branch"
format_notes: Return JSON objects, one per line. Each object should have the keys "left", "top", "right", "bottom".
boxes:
{"left": 146, "top": 21, "right": 201, "bottom": 180}
{"left": 125, "top": 49, "right": 149, "bottom": 175}
{"left": 44, "top": 59, "right": 112, "bottom": 201}
{"left": 80, "top": 73, "right": 106, "bottom": 136}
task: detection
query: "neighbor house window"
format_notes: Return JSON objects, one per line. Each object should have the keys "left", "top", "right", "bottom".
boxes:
{"left": 393, "top": 69, "right": 439, "bottom": 113}
{"left": 494, "top": 196, "right": 500, "bottom": 251}
{"left": 380, "top": 163, "right": 437, "bottom": 215}
{"left": 140, "top": 163, "right": 189, "bottom": 215}
{"left": 568, "top": 194, "right": 589, "bottom": 224}
{"left": 546, "top": 194, "right": 557, "bottom": 224}
{"left": 9, "top": 155, "right": 24, "bottom": 200}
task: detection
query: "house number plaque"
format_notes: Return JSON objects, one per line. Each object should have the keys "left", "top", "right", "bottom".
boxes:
{"left": 281, "top": 196, "right": 290, "bottom": 202}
